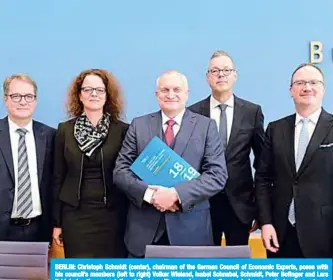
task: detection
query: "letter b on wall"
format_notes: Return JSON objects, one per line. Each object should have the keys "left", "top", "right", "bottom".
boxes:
{"left": 310, "top": 41, "right": 323, "bottom": 63}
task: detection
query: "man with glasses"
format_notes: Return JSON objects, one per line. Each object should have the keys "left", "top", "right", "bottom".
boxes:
{"left": 0, "top": 73, "right": 55, "bottom": 242}
{"left": 255, "top": 63, "right": 333, "bottom": 257}
{"left": 189, "top": 50, "right": 265, "bottom": 246}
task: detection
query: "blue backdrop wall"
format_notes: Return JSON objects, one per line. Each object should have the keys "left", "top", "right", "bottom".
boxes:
{"left": 0, "top": 0, "right": 332, "bottom": 128}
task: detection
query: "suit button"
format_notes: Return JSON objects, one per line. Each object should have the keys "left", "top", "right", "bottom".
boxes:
{"left": 294, "top": 180, "right": 298, "bottom": 184}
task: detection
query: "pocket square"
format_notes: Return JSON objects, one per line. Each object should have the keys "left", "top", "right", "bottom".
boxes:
{"left": 319, "top": 143, "right": 333, "bottom": 148}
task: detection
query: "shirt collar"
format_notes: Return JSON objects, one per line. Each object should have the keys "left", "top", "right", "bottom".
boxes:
{"left": 295, "top": 107, "right": 322, "bottom": 126}
{"left": 161, "top": 109, "right": 186, "bottom": 126}
{"left": 210, "top": 94, "right": 234, "bottom": 110}
{"left": 8, "top": 117, "right": 33, "bottom": 134}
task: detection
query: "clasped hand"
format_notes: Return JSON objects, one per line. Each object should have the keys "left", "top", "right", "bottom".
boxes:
{"left": 149, "top": 185, "right": 179, "bottom": 212}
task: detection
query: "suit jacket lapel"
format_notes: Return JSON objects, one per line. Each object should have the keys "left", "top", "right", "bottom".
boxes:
{"left": 149, "top": 111, "right": 163, "bottom": 140}
{"left": 297, "top": 110, "right": 333, "bottom": 177}
{"left": 69, "top": 119, "right": 85, "bottom": 168}
{"left": 102, "top": 121, "right": 115, "bottom": 157}
{"left": 33, "top": 121, "right": 46, "bottom": 185}
{"left": 0, "top": 117, "right": 15, "bottom": 182}
{"left": 283, "top": 115, "right": 297, "bottom": 176}
{"left": 199, "top": 96, "right": 211, "bottom": 118}
{"left": 173, "top": 110, "right": 196, "bottom": 156}
{"left": 226, "top": 96, "right": 245, "bottom": 157}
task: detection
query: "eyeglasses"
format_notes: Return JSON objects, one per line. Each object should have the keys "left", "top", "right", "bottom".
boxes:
{"left": 208, "top": 68, "right": 235, "bottom": 77}
{"left": 81, "top": 87, "right": 106, "bottom": 95}
{"left": 292, "top": 80, "right": 324, "bottom": 87}
{"left": 5, "top": 93, "right": 36, "bottom": 103}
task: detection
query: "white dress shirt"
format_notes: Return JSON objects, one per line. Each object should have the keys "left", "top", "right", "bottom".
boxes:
{"left": 210, "top": 94, "right": 234, "bottom": 143}
{"left": 9, "top": 118, "right": 42, "bottom": 218}
{"left": 294, "top": 108, "right": 322, "bottom": 160}
{"left": 143, "top": 109, "right": 186, "bottom": 203}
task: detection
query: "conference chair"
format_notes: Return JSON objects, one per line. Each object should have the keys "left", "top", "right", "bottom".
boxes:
{"left": 0, "top": 241, "right": 49, "bottom": 279}
{"left": 145, "top": 245, "right": 251, "bottom": 258}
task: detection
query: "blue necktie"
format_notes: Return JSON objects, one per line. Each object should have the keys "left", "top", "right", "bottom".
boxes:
{"left": 16, "top": 128, "right": 33, "bottom": 218}
{"left": 288, "top": 118, "right": 310, "bottom": 225}
{"left": 219, "top": 104, "right": 228, "bottom": 149}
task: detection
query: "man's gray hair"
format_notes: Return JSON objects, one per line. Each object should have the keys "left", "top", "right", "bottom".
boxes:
{"left": 156, "top": 70, "right": 188, "bottom": 90}
{"left": 209, "top": 50, "right": 235, "bottom": 68}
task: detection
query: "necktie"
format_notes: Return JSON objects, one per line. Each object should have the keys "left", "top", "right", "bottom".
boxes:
{"left": 288, "top": 118, "right": 310, "bottom": 225}
{"left": 219, "top": 104, "right": 228, "bottom": 148}
{"left": 16, "top": 128, "right": 33, "bottom": 218}
{"left": 165, "top": 119, "right": 176, "bottom": 146}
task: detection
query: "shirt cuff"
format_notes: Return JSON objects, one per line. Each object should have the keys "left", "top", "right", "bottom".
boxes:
{"left": 143, "top": 188, "right": 155, "bottom": 204}
{"left": 171, "top": 187, "right": 181, "bottom": 204}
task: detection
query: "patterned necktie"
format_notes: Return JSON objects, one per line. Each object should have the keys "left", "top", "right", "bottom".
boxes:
{"left": 16, "top": 128, "right": 33, "bottom": 218}
{"left": 288, "top": 118, "right": 310, "bottom": 225}
{"left": 165, "top": 119, "right": 176, "bottom": 146}
{"left": 219, "top": 104, "right": 228, "bottom": 148}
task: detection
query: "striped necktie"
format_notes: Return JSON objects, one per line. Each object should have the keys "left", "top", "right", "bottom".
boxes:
{"left": 16, "top": 128, "right": 33, "bottom": 218}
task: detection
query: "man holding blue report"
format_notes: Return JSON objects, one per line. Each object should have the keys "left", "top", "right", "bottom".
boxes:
{"left": 114, "top": 70, "right": 228, "bottom": 258}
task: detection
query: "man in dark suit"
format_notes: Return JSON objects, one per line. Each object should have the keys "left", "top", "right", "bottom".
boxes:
{"left": 189, "top": 51, "right": 265, "bottom": 246}
{"left": 255, "top": 63, "right": 333, "bottom": 258}
{"left": 0, "top": 74, "right": 55, "bottom": 242}
{"left": 114, "top": 70, "right": 228, "bottom": 258}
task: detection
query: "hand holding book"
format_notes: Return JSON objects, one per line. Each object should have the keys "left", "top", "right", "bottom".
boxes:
{"left": 149, "top": 185, "right": 180, "bottom": 212}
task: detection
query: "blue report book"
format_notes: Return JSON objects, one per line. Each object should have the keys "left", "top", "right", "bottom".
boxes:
{"left": 130, "top": 136, "right": 200, "bottom": 187}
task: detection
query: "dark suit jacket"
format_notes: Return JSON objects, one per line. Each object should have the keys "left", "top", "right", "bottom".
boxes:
{"left": 52, "top": 118, "right": 129, "bottom": 227}
{"left": 188, "top": 95, "right": 264, "bottom": 224}
{"left": 113, "top": 109, "right": 228, "bottom": 257}
{"left": 255, "top": 109, "right": 333, "bottom": 257}
{"left": 0, "top": 117, "right": 56, "bottom": 241}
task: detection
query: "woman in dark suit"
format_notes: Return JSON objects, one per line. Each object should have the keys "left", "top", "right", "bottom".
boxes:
{"left": 52, "top": 69, "right": 128, "bottom": 258}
